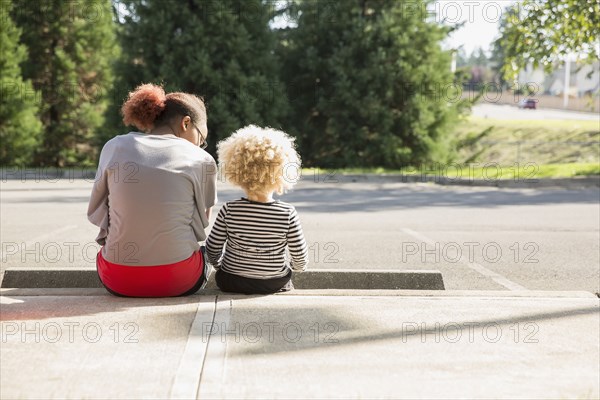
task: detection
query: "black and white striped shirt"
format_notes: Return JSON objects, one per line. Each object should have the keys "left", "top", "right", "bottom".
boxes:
{"left": 205, "top": 198, "right": 308, "bottom": 279}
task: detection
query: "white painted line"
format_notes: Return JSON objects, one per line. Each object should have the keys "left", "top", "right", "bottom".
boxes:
{"left": 401, "top": 228, "right": 528, "bottom": 291}
{"left": 197, "top": 298, "right": 233, "bottom": 399}
{"left": 464, "top": 261, "right": 528, "bottom": 291}
{"left": 170, "top": 297, "right": 218, "bottom": 400}
{"left": 0, "top": 296, "right": 24, "bottom": 304}
{"left": 402, "top": 227, "right": 437, "bottom": 247}
{"left": 0, "top": 225, "right": 78, "bottom": 260}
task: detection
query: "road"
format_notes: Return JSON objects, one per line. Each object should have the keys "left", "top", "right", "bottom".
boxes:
{"left": 1, "top": 177, "right": 598, "bottom": 293}
{"left": 472, "top": 103, "right": 600, "bottom": 121}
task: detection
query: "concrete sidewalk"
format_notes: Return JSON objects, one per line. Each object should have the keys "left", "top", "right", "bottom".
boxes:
{"left": 1, "top": 289, "right": 598, "bottom": 399}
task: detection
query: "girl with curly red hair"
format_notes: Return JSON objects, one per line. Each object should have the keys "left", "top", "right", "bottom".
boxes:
{"left": 87, "top": 83, "right": 216, "bottom": 297}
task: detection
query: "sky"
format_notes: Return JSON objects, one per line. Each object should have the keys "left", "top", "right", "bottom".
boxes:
{"left": 433, "top": 0, "right": 518, "bottom": 55}
{"left": 269, "top": 1, "right": 520, "bottom": 57}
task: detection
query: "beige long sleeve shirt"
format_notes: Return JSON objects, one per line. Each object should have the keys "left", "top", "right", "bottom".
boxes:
{"left": 87, "top": 132, "right": 217, "bottom": 266}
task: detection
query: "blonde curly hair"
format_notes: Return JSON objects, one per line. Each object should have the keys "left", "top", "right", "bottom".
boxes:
{"left": 217, "top": 125, "right": 301, "bottom": 195}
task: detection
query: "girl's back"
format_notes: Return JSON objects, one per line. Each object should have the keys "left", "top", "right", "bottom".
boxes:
{"left": 206, "top": 198, "right": 307, "bottom": 279}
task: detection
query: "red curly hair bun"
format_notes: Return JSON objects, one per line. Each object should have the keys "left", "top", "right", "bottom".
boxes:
{"left": 121, "top": 83, "right": 167, "bottom": 132}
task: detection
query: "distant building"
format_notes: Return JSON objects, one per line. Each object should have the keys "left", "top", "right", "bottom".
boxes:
{"left": 517, "top": 66, "right": 546, "bottom": 93}
{"left": 519, "top": 61, "right": 600, "bottom": 97}
{"left": 571, "top": 62, "right": 599, "bottom": 96}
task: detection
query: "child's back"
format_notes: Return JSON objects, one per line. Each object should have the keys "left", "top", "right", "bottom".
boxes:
{"left": 206, "top": 198, "right": 307, "bottom": 279}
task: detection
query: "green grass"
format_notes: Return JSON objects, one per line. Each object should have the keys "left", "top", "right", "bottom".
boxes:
{"left": 303, "top": 162, "right": 599, "bottom": 179}
{"left": 467, "top": 117, "right": 599, "bottom": 130}
{"left": 452, "top": 116, "right": 599, "bottom": 166}
{"left": 303, "top": 116, "right": 600, "bottom": 180}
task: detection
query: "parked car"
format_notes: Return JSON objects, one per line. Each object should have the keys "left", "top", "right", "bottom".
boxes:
{"left": 518, "top": 99, "right": 537, "bottom": 109}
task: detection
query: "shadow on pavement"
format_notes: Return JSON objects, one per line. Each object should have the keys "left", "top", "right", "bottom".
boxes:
{"left": 3, "top": 185, "right": 598, "bottom": 211}
{"left": 216, "top": 186, "right": 600, "bottom": 213}
{"left": 225, "top": 303, "right": 600, "bottom": 356}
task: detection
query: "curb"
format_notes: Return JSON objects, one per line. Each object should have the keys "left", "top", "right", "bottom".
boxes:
{"left": 0, "top": 268, "right": 445, "bottom": 291}
{"left": 320, "top": 174, "right": 600, "bottom": 188}
{"left": 1, "top": 168, "right": 598, "bottom": 189}
{"left": 2, "top": 288, "right": 597, "bottom": 298}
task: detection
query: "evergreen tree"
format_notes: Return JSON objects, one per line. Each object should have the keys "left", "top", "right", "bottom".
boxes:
{"left": 0, "top": 0, "right": 42, "bottom": 166}
{"left": 103, "top": 0, "right": 288, "bottom": 153}
{"left": 279, "top": 0, "right": 467, "bottom": 168}
{"left": 11, "top": 0, "right": 118, "bottom": 166}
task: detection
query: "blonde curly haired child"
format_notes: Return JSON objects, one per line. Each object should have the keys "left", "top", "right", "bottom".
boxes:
{"left": 205, "top": 125, "right": 308, "bottom": 294}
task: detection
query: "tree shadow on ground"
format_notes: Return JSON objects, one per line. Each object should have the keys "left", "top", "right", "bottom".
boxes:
{"left": 223, "top": 299, "right": 600, "bottom": 356}
{"left": 217, "top": 185, "right": 600, "bottom": 213}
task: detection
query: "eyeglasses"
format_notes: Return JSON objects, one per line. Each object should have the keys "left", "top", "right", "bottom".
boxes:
{"left": 194, "top": 124, "right": 208, "bottom": 149}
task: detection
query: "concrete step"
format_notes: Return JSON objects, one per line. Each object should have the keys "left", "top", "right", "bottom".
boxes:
{"left": 0, "top": 267, "right": 445, "bottom": 290}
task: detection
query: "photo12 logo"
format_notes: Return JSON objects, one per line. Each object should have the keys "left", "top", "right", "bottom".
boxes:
{"left": 397, "top": 1, "right": 540, "bottom": 24}
{"left": 201, "top": 321, "right": 340, "bottom": 344}
{"left": 401, "top": 241, "right": 540, "bottom": 264}
{"left": 401, "top": 321, "right": 539, "bottom": 344}
{"left": 0, "top": 241, "right": 144, "bottom": 266}
{"left": 1, "top": 321, "right": 140, "bottom": 344}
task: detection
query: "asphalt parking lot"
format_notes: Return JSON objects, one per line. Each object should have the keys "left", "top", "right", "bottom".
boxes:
{"left": 1, "top": 177, "right": 598, "bottom": 294}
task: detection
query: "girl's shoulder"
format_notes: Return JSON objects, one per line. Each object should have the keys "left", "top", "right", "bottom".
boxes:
{"left": 226, "top": 198, "right": 297, "bottom": 213}
{"left": 272, "top": 200, "right": 296, "bottom": 212}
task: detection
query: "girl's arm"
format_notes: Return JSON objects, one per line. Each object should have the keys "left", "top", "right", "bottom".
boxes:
{"left": 287, "top": 208, "right": 308, "bottom": 271}
{"left": 205, "top": 204, "right": 228, "bottom": 268}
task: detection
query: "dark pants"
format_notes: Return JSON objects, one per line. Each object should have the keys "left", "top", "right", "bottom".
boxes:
{"left": 215, "top": 268, "right": 294, "bottom": 295}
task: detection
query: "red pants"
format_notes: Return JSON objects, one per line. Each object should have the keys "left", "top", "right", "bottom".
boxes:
{"left": 96, "top": 249, "right": 204, "bottom": 297}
